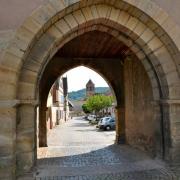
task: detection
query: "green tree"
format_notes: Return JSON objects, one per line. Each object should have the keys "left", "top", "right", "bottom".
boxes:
{"left": 86, "top": 94, "right": 113, "bottom": 115}
{"left": 82, "top": 104, "right": 92, "bottom": 114}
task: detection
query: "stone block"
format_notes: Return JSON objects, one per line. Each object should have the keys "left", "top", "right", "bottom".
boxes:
{"left": 0, "top": 107, "right": 16, "bottom": 131}
{"left": 130, "top": 7, "right": 142, "bottom": 18}
{"left": 161, "top": 17, "right": 176, "bottom": 36}
{"left": 31, "top": 5, "right": 54, "bottom": 28}
{"left": 73, "top": 10, "right": 86, "bottom": 25}
{"left": 118, "top": 34, "right": 133, "bottom": 47}
{"left": 0, "top": 67, "right": 18, "bottom": 84}
{"left": 0, "top": 112, "right": 16, "bottom": 156}
{"left": 147, "top": 36, "right": 163, "bottom": 52}
{"left": 30, "top": 33, "right": 55, "bottom": 63}
{"left": 161, "top": 61, "right": 177, "bottom": 75}
{"left": 19, "top": 69, "right": 38, "bottom": 84}
{"left": 72, "top": 0, "right": 80, "bottom": 11}
{"left": 152, "top": 8, "right": 169, "bottom": 26}
{"left": 90, "top": 5, "right": 99, "bottom": 20}
{"left": 152, "top": 46, "right": 167, "bottom": 61}
{"left": 43, "top": 3, "right": 57, "bottom": 18}
{"left": 136, "top": 50, "right": 145, "bottom": 60}
{"left": 96, "top": 4, "right": 111, "bottom": 18}
{"left": 16, "top": 151, "right": 34, "bottom": 175}
{"left": 6, "top": 44, "right": 24, "bottom": 60}
{"left": 141, "top": 28, "right": 154, "bottom": 43}
{"left": 115, "top": 0, "right": 129, "bottom": 11}
{"left": 23, "top": 57, "right": 41, "bottom": 73}
{"left": 139, "top": 13, "right": 149, "bottom": 24}
{"left": 0, "top": 139, "right": 15, "bottom": 157}
{"left": 142, "top": 44, "right": 152, "bottom": 55}
{"left": 171, "top": 147, "right": 180, "bottom": 163}
{"left": 11, "top": 35, "right": 30, "bottom": 53}
{"left": 133, "top": 21, "right": 147, "bottom": 37}
{"left": 130, "top": 44, "right": 140, "bottom": 54}
{"left": 55, "top": 19, "right": 71, "bottom": 35}
{"left": 0, "top": 82, "right": 16, "bottom": 100}
{"left": 1, "top": 51, "right": 22, "bottom": 70}
{"left": 146, "top": 19, "right": 159, "bottom": 31}
{"left": 169, "top": 85, "right": 180, "bottom": 99}
{"left": 140, "top": 57, "right": 152, "bottom": 72}
{"left": 22, "top": 17, "right": 42, "bottom": 37}
{"left": 64, "top": 14, "right": 78, "bottom": 29}
{"left": 135, "top": 36, "right": 146, "bottom": 48}
{"left": 79, "top": 0, "right": 91, "bottom": 8}
{"left": 17, "top": 105, "right": 36, "bottom": 131}
{"left": 117, "top": 11, "right": 130, "bottom": 26}
{"left": 48, "top": 0, "right": 66, "bottom": 13}
{"left": 103, "top": 0, "right": 114, "bottom": 5}
{"left": 126, "top": 16, "right": 138, "bottom": 31}
{"left": 109, "top": 7, "right": 120, "bottom": 22}
{"left": 149, "top": 75, "right": 159, "bottom": 89}
{"left": 154, "top": 26, "right": 165, "bottom": 38}
{"left": 0, "top": 30, "right": 15, "bottom": 56}
{"left": 16, "top": 27, "right": 34, "bottom": 44}
{"left": 18, "top": 82, "right": 35, "bottom": 100}
{"left": 171, "top": 122, "right": 180, "bottom": 137}
{"left": 166, "top": 71, "right": 180, "bottom": 86}
{"left": 138, "top": 0, "right": 159, "bottom": 19}
{"left": 17, "top": 130, "right": 35, "bottom": 153}
{"left": 82, "top": 7, "right": 94, "bottom": 21}
{"left": 0, "top": 155, "right": 15, "bottom": 178}
{"left": 47, "top": 25, "right": 63, "bottom": 40}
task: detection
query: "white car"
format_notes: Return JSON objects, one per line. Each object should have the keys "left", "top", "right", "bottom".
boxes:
{"left": 97, "top": 117, "right": 115, "bottom": 130}
{"left": 88, "top": 115, "right": 96, "bottom": 121}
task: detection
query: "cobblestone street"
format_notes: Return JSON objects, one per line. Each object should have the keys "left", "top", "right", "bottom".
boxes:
{"left": 36, "top": 117, "right": 179, "bottom": 180}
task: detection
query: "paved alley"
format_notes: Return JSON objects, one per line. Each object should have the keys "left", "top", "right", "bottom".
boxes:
{"left": 36, "top": 117, "right": 179, "bottom": 180}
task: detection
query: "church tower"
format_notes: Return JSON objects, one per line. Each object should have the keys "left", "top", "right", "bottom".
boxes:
{"left": 86, "top": 79, "right": 95, "bottom": 97}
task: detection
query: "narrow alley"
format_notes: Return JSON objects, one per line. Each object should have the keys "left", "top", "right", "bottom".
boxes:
{"left": 35, "top": 117, "right": 177, "bottom": 180}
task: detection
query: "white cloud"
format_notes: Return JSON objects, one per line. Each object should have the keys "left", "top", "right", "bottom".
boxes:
{"left": 63, "top": 66, "right": 109, "bottom": 92}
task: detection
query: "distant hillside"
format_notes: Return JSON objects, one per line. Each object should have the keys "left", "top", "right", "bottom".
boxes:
{"left": 68, "top": 87, "right": 110, "bottom": 101}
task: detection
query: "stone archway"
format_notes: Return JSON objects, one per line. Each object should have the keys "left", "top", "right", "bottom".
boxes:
{"left": 1, "top": 0, "right": 180, "bottom": 179}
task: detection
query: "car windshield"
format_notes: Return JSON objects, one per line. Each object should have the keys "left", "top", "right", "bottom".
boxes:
{"left": 110, "top": 118, "right": 115, "bottom": 122}
{"left": 102, "top": 117, "right": 111, "bottom": 122}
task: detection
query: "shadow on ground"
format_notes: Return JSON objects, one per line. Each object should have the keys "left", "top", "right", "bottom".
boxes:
{"left": 36, "top": 145, "right": 179, "bottom": 179}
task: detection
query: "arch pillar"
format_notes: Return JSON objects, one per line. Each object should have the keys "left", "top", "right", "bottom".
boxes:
{"left": 0, "top": 100, "right": 18, "bottom": 180}
{"left": 115, "top": 106, "right": 126, "bottom": 144}
{"left": 16, "top": 100, "right": 37, "bottom": 175}
{"left": 159, "top": 99, "right": 180, "bottom": 164}
{"left": 38, "top": 104, "right": 48, "bottom": 147}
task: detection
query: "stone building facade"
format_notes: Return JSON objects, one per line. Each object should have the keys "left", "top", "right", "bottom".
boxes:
{"left": 46, "top": 77, "right": 67, "bottom": 130}
{"left": 0, "top": 1, "right": 180, "bottom": 179}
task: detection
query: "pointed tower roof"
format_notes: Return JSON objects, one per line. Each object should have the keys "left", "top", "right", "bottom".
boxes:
{"left": 86, "top": 79, "right": 95, "bottom": 86}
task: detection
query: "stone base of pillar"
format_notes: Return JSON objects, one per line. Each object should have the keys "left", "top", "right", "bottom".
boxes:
{"left": 39, "top": 141, "right": 48, "bottom": 147}
{"left": 115, "top": 135, "right": 126, "bottom": 144}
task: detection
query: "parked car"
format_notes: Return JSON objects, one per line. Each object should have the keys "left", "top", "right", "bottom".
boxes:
{"left": 97, "top": 117, "right": 116, "bottom": 130}
{"left": 83, "top": 115, "right": 89, "bottom": 120}
{"left": 88, "top": 115, "right": 96, "bottom": 121}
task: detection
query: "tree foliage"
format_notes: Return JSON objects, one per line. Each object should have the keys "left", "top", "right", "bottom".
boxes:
{"left": 82, "top": 94, "right": 113, "bottom": 114}
{"left": 82, "top": 104, "right": 92, "bottom": 114}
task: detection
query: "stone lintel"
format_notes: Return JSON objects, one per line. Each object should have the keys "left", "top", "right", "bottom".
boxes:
{"left": 151, "top": 99, "right": 180, "bottom": 105}
{"left": 159, "top": 99, "right": 180, "bottom": 105}
{"left": 19, "top": 99, "right": 39, "bottom": 106}
{"left": 0, "top": 99, "right": 20, "bottom": 108}
{"left": 0, "top": 99, "right": 39, "bottom": 108}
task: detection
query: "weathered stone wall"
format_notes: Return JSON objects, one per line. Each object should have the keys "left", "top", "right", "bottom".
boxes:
{"left": 124, "top": 58, "right": 160, "bottom": 156}
{"left": 0, "top": 0, "right": 180, "bottom": 30}
{"left": 0, "top": 0, "right": 180, "bottom": 179}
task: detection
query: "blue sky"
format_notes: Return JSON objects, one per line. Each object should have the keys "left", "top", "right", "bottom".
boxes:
{"left": 63, "top": 66, "right": 109, "bottom": 92}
